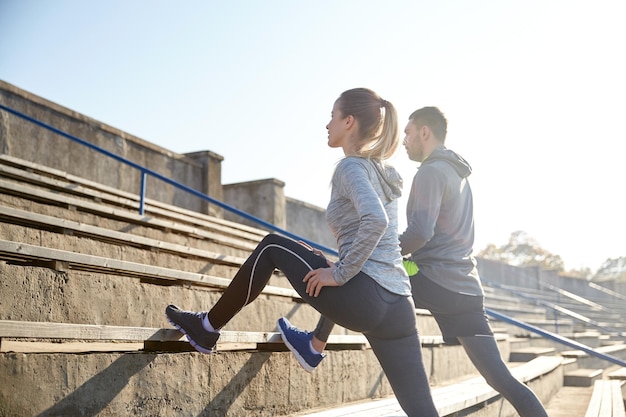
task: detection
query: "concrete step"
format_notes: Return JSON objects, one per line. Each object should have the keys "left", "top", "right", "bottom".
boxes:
{"left": 608, "top": 367, "right": 626, "bottom": 381}
{"left": 583, "top": 379, "right": 626, "bottom": 417}
{"left": 564, "top": 368, "right": 603, "bottom": 387}
{"left": 561, "top": 343, "right": 626, "bottom": 369}
{"left": 0, "top": 177, "right": 261, "bottom": 258}
{"left": 509, "top": 331, "right": 605, "bottom": 351}
{"left": 0, "top": 349, "right": 562, "bottom": 417}
{"left": 294, "top": 356, "right": 563, "bottom": 417}
{"left": 0, "top": 257, "right": 322, "bottom": 335}
{"left": 544, "top": 385, "right": 595, "bottom": 417}
{"left": 0, "top": 154, "right": 267, "bottom": 242}
{"left": 490, "top": 318, "right": 575, "bottom": 338}
{"left": 0, "top": 213, "right": 246, "bottom": 280}
{"left": 510, "top": 346, "right": 556, "bottom": 362}
{"left": 0, "top": 320, "right": 524, "bottom": 417}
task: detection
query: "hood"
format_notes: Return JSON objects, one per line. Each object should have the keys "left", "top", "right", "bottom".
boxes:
{"left": 422, "top": 147, "right": 472, "bottom": 178}
{"left": 369, "top": 159, "right": 403, "bottom": 201}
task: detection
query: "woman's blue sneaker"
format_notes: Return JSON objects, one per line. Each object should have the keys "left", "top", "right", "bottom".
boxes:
{"left": 277, "top": 317, "right": 325, "bottom": 372}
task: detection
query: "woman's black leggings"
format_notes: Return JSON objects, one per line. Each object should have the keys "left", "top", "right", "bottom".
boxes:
{"left": 208, "top": 234, "right": 439, "bottom": 417}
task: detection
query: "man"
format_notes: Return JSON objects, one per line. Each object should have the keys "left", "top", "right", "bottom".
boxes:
{"left": 278, "top": 107, "right": 548, "bottom": 417}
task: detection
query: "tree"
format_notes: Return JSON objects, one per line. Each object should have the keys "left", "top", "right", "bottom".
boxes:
{"left": 477, "top": 230, "right": 564, "bottom": 271}
{"left": 592, "top": 257, "right": 626, "bottom": 282}
{"left": 563, "top": 266, "right": 593, "bottom": 280}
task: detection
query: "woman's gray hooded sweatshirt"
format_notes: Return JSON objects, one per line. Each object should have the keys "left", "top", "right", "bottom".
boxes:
{"left": 326, "top": 156, "right": 411, "bottom": 296}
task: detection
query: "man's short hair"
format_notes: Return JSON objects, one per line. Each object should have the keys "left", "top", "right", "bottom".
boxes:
{"left": 409, "top": 107, "right": 447, "bottom": 143}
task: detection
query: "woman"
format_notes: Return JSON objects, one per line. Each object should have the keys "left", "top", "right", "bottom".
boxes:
{"left": 166, "top": 88, "right": 439, "bottom": 417}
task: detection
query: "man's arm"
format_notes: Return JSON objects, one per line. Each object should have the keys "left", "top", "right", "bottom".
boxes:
{"left": 399, "top": 166, "right": 444, "bottom": 256}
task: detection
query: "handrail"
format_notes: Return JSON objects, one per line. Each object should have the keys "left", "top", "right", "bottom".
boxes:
{"left": 0, "top": 103, "right": 337, "bottom": 255}
{"left": 588, "top": 281, "right": 626, "bottom": 302}
{"left": 538, "top": 281, "right": 606, "bottom": 312}
{"left": 3, "top": 103, "right": 624, "bottom": 368}
{"left": 485, "top": 308, "right": 626, "bottom": 368}
{"left": 484, "top": 279, "right": 626, "bottom": 336}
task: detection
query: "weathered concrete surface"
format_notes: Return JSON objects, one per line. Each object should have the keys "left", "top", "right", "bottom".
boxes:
{"left": 0, "top": 349, "right": 395, "bottom": 417}
{"left": 0, "top": 345, "right": 561, "bottom": 417}
{"left": 0, "top": 80, "right": 224, "bottom": 219}
{"left": 0, "top": 80, "right": 339, "bottom": 250}
{"left": 0, "top": 261, "right": 323, "bottom": 333}
{"left": 0, "top": 191, "right": 254, "bottom": 259}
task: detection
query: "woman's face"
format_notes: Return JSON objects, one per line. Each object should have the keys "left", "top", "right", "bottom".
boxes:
{"left": 326, "top": 100, "right": 349, "bottom": 150}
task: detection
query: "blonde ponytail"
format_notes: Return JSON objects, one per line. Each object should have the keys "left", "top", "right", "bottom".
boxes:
{"left": 336, "top": 88, "right": 400, "bottom": 161}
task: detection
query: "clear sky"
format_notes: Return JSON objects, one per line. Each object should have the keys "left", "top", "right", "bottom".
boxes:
{"left": 1, "top": 0, "right": 625, "bottom": 272}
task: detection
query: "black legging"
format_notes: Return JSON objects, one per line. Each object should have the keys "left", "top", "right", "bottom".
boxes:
{"left": 208, "top": 234, "right": 439, "bottom": 417}
{"left": 309, "top": 270, "right": 548, "bottom": 417}
{"left": 458, "top": 335, "right": 548, "bottom": 417}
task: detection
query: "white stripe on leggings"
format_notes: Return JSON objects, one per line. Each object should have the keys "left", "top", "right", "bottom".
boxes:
{"left": 244, "top": 243, "right": 317, "bottom": 306}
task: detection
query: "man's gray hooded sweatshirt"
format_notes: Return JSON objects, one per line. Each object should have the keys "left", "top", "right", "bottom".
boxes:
{"left": 399, "top": 147, "right": 483, "bottom": 296}
{"left": 326, "top": 156, "right": 411, "bottom": 297}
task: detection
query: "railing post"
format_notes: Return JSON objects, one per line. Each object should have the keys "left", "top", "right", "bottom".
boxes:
{"left": 139, "top": 171, "right": 147, "bottom": 215}
{"left": 0, "top": 102, "right": 338, "bottom": 255}
{"left": 553, "top": 309, "right": 559, "bottom": 334}
{"left": 554, "top": 289, "right": 560, "bottom": 333}
{"left": 486, "top": 308, "right": 626, "bottom": 368}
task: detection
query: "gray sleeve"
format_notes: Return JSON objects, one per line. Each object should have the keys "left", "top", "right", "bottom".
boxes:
{"left": 399, "top": 165, "right": 443, "bottom": 255}
{"left": 332, "top": 161, "right": 388, "bottom": 285}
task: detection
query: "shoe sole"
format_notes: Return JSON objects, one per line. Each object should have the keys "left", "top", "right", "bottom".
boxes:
{"left": 277, "top": 323, "right": 315, "bottom": 373}
{"left": 166, "top": 315, "right": 214, "bottom": 354}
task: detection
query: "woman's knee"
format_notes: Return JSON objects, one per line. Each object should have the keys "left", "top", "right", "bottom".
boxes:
{"left": 257, "top": 234, "right": 291, "bottom": 252}
{"left": 261, "top": 233, "right": 280, "bottom": 244}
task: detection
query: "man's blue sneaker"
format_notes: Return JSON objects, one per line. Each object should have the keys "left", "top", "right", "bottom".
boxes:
{"left": 277, "top": 317, "right": 325, "bottom": 372}
{"left": 165, "top": 304, "right": 220, "bottom": 354}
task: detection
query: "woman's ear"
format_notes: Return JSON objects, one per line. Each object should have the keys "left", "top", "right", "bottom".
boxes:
{"left": 345, "top": 115, "right": 355, "bottom": 129}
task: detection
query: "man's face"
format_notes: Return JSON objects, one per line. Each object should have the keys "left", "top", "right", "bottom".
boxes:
{"left": 403, "top": 120, "right": 424, "bottom": 162}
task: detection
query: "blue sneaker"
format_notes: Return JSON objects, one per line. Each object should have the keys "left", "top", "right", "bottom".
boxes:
{"left": 277, "top": 317, "right": 325, "bottom": 372}
{"left": 165, "top": 304, "right": 220, "bottom": 354}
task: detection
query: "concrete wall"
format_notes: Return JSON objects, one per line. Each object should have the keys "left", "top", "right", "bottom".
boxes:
{"left": 0, "top": 80, "right": 335, "bottom": 251}
{"left": 0, "top": 80, "right": 224, "bottom": 218}
{"left": 286, "top": 196, "right": 335, "bottom": 249}
{"left": 223, "top": 178, "right": 286, "bottom": 230}
{"left": 477, "top": 258, "right": 544, "bottom": 290}
{"left": 477, "top": 257, "right": 626, "bottom": 300}
{"left": 223, "top": 180, "right": 336, "bottom": 251}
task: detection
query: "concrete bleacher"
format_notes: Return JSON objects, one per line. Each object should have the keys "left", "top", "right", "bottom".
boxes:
{"left": 583, "top": 380, "right": 625, "bottom": 417}
{"left": 0, "top": 154, "right": 567, "bottom": 416}
{"left": 485, "top": 280, "right": 626, "bottom": 337}
{"left": 2, "top": 82, "right": 625, "bottom": 416}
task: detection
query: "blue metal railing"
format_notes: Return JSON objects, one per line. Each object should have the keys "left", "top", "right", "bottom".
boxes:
{"left": 0, "top": 103, "right": 337, "bottom": 255}
{"left": 1, "top": 102, "right": 624, "bottom": 368}
{"left": 588, "top": 281, "right": 626, "bottom": 302}
{"left": 486, "top": 308, "right": 626, "bottom": 368}
{"left": 484, "top": 279, "right": 626, "bottom": 337}
{"left": 484, "top": 279, "right": 626, "bottom": 367}
{"left": 538, "top": 281, "right": 607, "bottom": 312}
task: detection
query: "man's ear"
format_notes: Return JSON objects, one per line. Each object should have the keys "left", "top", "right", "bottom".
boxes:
{"left": 421, "top": 125, "right": 431, "bottom": 141}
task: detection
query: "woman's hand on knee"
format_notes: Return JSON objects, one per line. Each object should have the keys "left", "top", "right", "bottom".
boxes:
{"left": 304, "top": 262, "right": 338, "bottom": 297}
